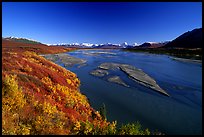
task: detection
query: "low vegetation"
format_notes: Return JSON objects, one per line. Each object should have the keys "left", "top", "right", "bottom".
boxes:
{"left": 2, "top": 39, "right": 154, "bottom": 135}
{"left": 4, "top": 37, "right": 42, "bottom": 44}
{"left": 2, "top": 39, "right": 75, "bottom": 54}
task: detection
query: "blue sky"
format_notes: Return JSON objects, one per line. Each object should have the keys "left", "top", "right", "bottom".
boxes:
{"left": 2, "top": 2, "right": 202, "bottom": 45}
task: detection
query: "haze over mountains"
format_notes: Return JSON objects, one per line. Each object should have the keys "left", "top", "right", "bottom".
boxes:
{"left": 3, "top": 28, "right": 202, "bottom": 49}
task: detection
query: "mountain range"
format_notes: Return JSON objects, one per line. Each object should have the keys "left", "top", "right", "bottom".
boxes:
{"left": 131, "top": 28, "right": 202, "bottom": 49}
{"left": 48, "top": 42, "right": 135, "bottom": 49}
{"left": 3, "top": 28, "right": 202, "bottom": 49}
{"left": 133, "top": 41, "right": 169, "bottom": 49}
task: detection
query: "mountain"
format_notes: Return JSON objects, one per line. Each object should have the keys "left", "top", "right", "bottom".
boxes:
{"left": 121, "top": 42, "right": 128, "bottom": 48}
{"left": 3, "top": 38, "right": 133, "bottom": 49}
{"left": 50, "top": 43, "right": 126, "bottom": 49}
{"left": 2, "top": 38, "right": 73, "bottom": 54}
{"left": 50, "top": 43, "right": 86, "bottom": 48}
{"left": 93, "top": 42, "right": 137, "bottom": 49}
{"left": 3, "top": 36, "right": 42, "bottom": 44}
{"left": 134, "top": 41, "right": 169, "bottom": 49}
{"left": 93, "top": 43, "right": 122, "bottom": 49}
{"left": 164, "top": 28, "right": 202, "bottom": 48}
{"left": 137, "top": 42, "right": 151, "bottom": 48}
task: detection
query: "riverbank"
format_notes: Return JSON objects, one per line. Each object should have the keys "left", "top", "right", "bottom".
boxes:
{"left": 123, "top": 48, "right": 202, "bottom": 61}
{"left": 169, "top": 57, "right": 202, "bottom": 63}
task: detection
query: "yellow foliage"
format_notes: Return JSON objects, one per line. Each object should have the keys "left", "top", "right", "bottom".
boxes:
{"left": 49, "top": 66, "right": 59, "bottom": 72}
{"left": 66, "top": 79, "right": 72, "bottom": 85}
{"left": 73, "top": 121, "right": 81, "bottom": 133}
{"left": 33, "top": 100, "right": 69, "bottom": 135}
{"left": 73, "top": 78, "right": 80, "bottom": 86}
{"left": 28, "top": 57, "right": 40, "bottom": 63}
{"left": 41, "top": 77, "right": 53, "bottom": 85}
{"left": 2, "top": 74, "right": 26, "bottom": 110}
{"left": 24, "top": 51, "right": 37, "bottom": 57}
{"left": 24, "top": 65, "right": 32, "bottom": 72}
{"left": 83, "top": 121, "right": 93, "bottom": 135}
{"left": 42, "top": 102, "right": 58, "bottom": 115}
{"left": 47, "top": 82, "right": 89, "bottom": 108}
{"left": 2, "top": 74, "right": 28, "bottom": 135}
{"left": 18, "top": 123, "right": 31, "bottom": 135}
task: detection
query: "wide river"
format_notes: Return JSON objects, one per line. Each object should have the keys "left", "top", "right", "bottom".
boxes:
{"left": 54, "top": 49, "right": 202, "bottom": 135}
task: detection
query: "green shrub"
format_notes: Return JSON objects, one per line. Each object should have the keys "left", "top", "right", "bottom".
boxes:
{"left": 117, "top": 122, "right": 150, "bottom": 135}
{"left": 99, "top": 103, "right": 107, "bottom": 120}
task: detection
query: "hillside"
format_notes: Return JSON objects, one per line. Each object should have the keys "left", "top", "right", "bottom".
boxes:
{"left": 2, "top": 39, "right": 75, "bottom": 54}
{"left": 164, "top": 28, "right": 202, "bottom": 48}
{"left": 3, "top": 37, "right": 42, "bottom": 44}
{"left": 135, "top": 42, "right": 168, "bottom": 49}
{"left": 2, "top": 40, "right": 116, "bottom": 135}
{"left": 2, "top": 39, "right": 151, "bottom": 135}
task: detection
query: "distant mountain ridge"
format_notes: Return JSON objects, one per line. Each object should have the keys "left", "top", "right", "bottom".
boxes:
{"left": 49, "top": 42, "right": 135, "bottom": 49}
{"left": 164, "top": 28, "right": 202, "bottom": 48}
{"left": 131, "top": 41, "right": 169, "bottom": 49}
{"left": 3, "top": 28, "right": 202, "bottom": 49}
{"left": 127, "top": 28, "right": 202, "bottom": 49}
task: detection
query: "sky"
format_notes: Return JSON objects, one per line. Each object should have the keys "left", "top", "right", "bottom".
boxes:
{"left": 2, "top": 2, "right": 202, "bottom": 45}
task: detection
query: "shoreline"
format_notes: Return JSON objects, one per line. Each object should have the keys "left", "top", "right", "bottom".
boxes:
{"left": 123, "top": 48, "right": 202, "bottom": 61}
{"left": 169, "top": 56, "right": 202, "bottom": 63}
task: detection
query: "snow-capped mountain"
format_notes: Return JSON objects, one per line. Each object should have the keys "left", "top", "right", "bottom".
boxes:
{"left": 49, "top": 42, "right": 141, "bottom": 49}
{"left": 120, "top": 42, "right": 138, "bottom": 48}
{"left": 3, "top": 36, "right": 168, "bottom": 49}
{"left": 93, "top": 43, "right": 122, "bottom": 49}
{"left": 120, "top": 42, "right": 128, "bottom": 48}
{"left": 132, "top": 43, "right": 139, "bottom": 46}
{"left": 3, "top": 36, "right": 144, "bottom": 49}
{"left": 82, "top": 43, "right": 94, "bottom": 47}
{"left": 49, "top": 43, "right": 93, "bottom": 48}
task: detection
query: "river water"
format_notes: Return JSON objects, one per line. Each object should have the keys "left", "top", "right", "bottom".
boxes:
{"left": 54, "top": 49, "right": 202, "bottom": 135}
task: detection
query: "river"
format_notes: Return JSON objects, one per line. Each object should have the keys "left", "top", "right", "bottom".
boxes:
{"left": 49, "top": 49, "right": 202, "bottom": 135}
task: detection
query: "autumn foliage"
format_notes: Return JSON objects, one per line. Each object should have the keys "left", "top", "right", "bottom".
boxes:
{"left": 2, "top": 40, "right": 118, "bottom": 135}
{"left": 2, "top": 39, "right": 75, "bottom": 54}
